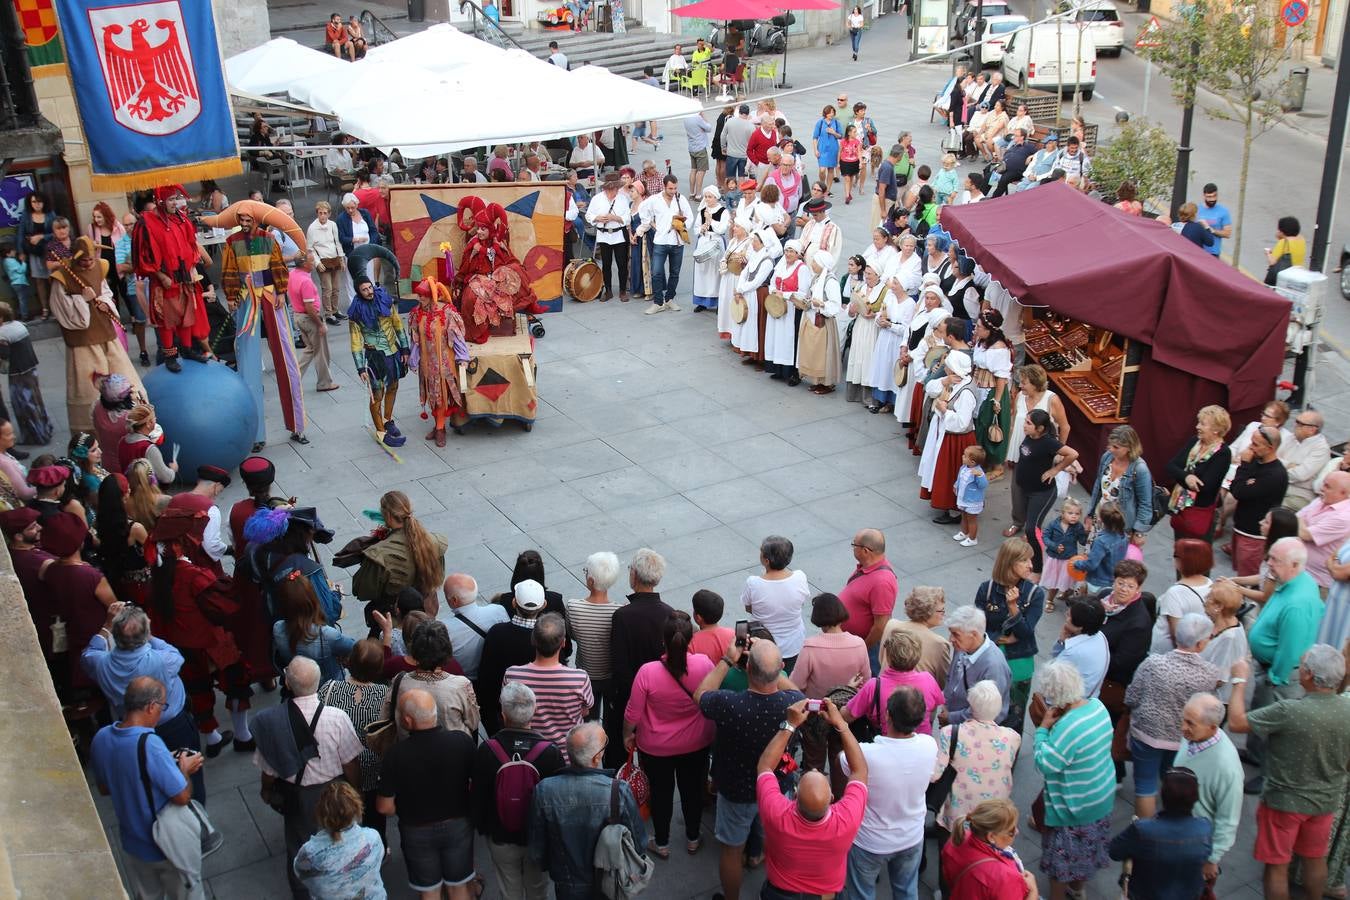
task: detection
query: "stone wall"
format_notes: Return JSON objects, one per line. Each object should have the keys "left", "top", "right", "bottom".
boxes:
{"left": 0, "top": 540, "right": 126, "bottom": 899}
{"left": 214, "top": 0, "right": 272, "bottom": 60}
{"left": 30, "top": 67, "right": 124, "bottom": 241}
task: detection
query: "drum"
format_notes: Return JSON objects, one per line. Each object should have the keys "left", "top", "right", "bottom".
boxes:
{"left": 564, "top": 259, "right": 603, "bottom": 302}
{"left": 764, "top": 292, "right": 788, "bottom": 319}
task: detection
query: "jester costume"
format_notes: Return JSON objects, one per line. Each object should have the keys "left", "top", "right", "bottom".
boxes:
{"left": 409, "top": 276, "right": 469, "bottom": 447}
{"left": 132, "top": 184, "right": 209, "bottom": 371}
{"left": 348, "top": 275, "right": 410, "bottom": 447}
{"left": 451, "top": 198, "right": 540, "bottom": 343}
{"left": 220, "top": 221, "right": 307, "bottom": 446}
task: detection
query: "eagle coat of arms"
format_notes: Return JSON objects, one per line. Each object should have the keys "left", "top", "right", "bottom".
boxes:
{"left": 88, "top": 0, "right": 201, "bottom": 134}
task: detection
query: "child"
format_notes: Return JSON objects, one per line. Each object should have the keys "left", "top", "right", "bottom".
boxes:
{"left": 1125, "top": 530, "right": 1146, "bottom": 562}
{"left": 0, "top": 301, "right": 53, "bottom": 447}
{"left": 688, "top": 588, "right": 735, "bottom": 663}
{"left": 721, "top": 177, "right": 743, "bottom": 210}
{"left": 1073, "top": 501, "right": 1128, "bottom": 595}
{"left": 1041, "top": 497, "right": 1088, "bottom": 612}
{"left": 933, "top": 153, "right": 960, "bottom": 205}
{"left": 953, "top": 445, "right": 989, "bottom": 547}
{"left": 1, "top": 244, "right": 31, "bottom": 321}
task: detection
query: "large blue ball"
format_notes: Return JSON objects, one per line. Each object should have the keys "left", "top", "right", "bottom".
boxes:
{"left": 141, "top": 360, "right": 259, "bottom": 484}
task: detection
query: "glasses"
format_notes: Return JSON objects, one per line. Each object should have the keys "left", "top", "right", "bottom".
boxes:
{"left": 1296, "top": 419, "right": 1318, "bottom": 427}
{"left": 1260, "top": 411, "right": 1279, "bottom": 420}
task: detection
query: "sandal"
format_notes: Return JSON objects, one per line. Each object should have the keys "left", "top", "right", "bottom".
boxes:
{"left": 1044, "top": 598, "right": 1055, "bottom": 613}
{"left": 687, "top": 837, "right": 702, "bottom": 855}
{"left": 1002, "top": 523, "right": 1021, "bottom": 537}
{"left": 646, "top": 840, "right": 671, "bottom": 860}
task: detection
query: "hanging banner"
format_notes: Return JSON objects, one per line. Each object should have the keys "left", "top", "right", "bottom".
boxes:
{"left": 53, "top": 0, "right": 241, "bottom": 191}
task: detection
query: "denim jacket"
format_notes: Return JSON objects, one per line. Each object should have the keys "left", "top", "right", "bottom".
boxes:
{"left": 1108, "top": 813, "right": 1212, "bottom": 900}
{"left": 1087, "top": 453, "right": 1155, "bottom": 534}
{"left": 975, "top": 579, "right": 1043, "bottom": 661}
{"left": 528, "top": 767, "right": 647, "bottom": 900}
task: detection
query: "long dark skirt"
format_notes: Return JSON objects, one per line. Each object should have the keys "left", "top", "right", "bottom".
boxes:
{"left": 9, "top": 372, "right": 53, "bottom": 445}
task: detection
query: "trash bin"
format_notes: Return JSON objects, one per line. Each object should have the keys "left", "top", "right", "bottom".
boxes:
{"left": 408, "top": 0, "right": 425, "bottom": 21}
{"left": 1284, "top": 66, "right": 1309, "bottom": 112}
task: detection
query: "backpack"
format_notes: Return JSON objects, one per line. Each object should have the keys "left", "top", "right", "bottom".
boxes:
{"left": 593, "top": 780, "right": 655, "bottom": 900}
{"left": 486, "top": 738, "right": 549, "bottom": 834}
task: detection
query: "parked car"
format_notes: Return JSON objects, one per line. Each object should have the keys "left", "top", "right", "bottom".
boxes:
{"left": 1061, "top": 0, "right": 1125, "bottom": 56}
{"left": 954, "top": 0, "right": 1012, "bottom": 43}
{"left": 977, "top": 14, "right": 1031, "bottom": 65}
{"left": 1001, "top": 23, "right": 1097, "bottom": 99}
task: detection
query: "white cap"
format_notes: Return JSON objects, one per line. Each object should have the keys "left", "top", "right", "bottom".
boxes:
{"left": 514, "top": 579, "right": 546, "bottom": 612}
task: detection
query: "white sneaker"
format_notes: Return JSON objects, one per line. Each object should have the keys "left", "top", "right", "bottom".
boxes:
{"left": 952, "top": 531, "right": 967, "bottom": 541}
{"left": 960, "top": 537, "right": 979, "bottom": 547}
{"left": 666, "top": 302, "right": 682, "bottom": 312}
{"left": 644, "top": 303, "right": 663, "bottom": 315}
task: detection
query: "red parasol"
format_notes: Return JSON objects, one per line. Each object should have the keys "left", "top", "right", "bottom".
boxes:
{"left": 670, "top": 0, "right": 778, "bottom": 18}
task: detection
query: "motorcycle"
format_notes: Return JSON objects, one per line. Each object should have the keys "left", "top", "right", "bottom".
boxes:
{"left": 743, "top": 14, "right": 794, "bottom": 55}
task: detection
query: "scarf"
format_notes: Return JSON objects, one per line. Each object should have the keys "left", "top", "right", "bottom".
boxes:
{"left": 1168, "top": 439, "right": 1224, "bottom": 514}
{"left": 347, "top": 284, "right": 394, "bottom": 330}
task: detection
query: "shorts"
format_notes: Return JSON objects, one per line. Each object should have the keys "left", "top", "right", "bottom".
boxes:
{"left": 400, "top": 816, "right": 475, "bottom": 891}
{"left": 1126, "top": 736, "right": 1171, "bottom": 797}
{"left": 840, "top": 160, "right": 861, "bottom": 176}
{"left": 714, "top": 795, "right": 760, "bottom": 846}
{"left": 1254, "top": 803, "right": 1334, "bottom": 864}
{"left": 690, "top": 149, "right": 709, "bottom": 172}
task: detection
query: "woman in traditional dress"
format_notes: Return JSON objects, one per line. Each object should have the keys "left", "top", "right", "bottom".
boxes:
{"left": 764, "top": 239, "right": 813, "bottom": 385}
{"left": 866, "top": 268, "right": 917, "bottom": 416}
{"left": 921, "top": 232, "right": 951, "bottom": 283}
{"left": 797, "top": 250, "right": 842, "bottom": 395}
{"left": 946, "top": 254, "right": 983, "bottom": 323}
{"left": 861, "top": 227, "right": 898, "bottom": 281}
{"left": 972, "top": 309, "right": 1015, "bottom": 480}
{"left": 692, "top": 186, "right": 729, "bottom": 314}
{"left": 627, "top": 180, "right": 652, "bottom": 300}
{"left": 731, "top": 227, "right": 780, "bottom": 366}
{"left": 844, "top": 263, "right": 887, "bottom": 406}
{"left": 0, "top": 301, "right": 53, "bottom": 446}
{"left": 919, "top": 351, "right": 979, "bottom": 518}
{"left": 888, "top": 233, "right": 923, "bottom": 300}
{"left": 898, "top": 282, "right": 950, "bottom": 436}
{"left": 717, "top": 217, "right": 754, "bottom": 341}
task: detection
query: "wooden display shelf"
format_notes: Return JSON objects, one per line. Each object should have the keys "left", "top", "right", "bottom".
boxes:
{"left": 1048, "top": 370, "right": 1126, "bottom": 424}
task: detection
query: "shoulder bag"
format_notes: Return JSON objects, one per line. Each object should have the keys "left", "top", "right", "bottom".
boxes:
{"left": 925, "top": 722, "right": 960, "bottom": 812}
{"left": 849, "top": 676, "right": 883, "bottom": 743}
{"left": 264, "top": 699, "right": 327, "bottom": 815}
{"left": 138, "top": 735, "right": 223, "bottom": 876}
{"left": 454, "top": 610, "right": 489, "bottom": 640}
{"left": 363, "top": 671, "right": 406, "bottom": 758}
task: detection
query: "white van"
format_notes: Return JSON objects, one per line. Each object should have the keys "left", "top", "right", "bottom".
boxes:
{"left": 1000, "top": 23, "right": 1098, "bottom": 99}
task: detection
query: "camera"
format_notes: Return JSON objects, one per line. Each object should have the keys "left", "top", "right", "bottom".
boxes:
{"left": 806, "top": 699, "right": 823, "bottom": 713}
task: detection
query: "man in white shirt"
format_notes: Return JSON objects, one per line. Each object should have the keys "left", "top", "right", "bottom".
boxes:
{"left": 661, "top": 44, "right": 688, "bottom": 90}
{"left": 546, "top": 39, "right": 569, "bottom": 69}
{"left": 439, "top": 572, "right": 508, "bottom": 682}
{"left": 838, "top": 686, "right": 936, "bottom": 898}
{"left": 458, "top": 156, "right": 488, "bottom": 184}
{"left": 1283, "top": 409, "right": 1331, "bottom": 509}
{"left": 635, "top": 174, "right": 693, "bottom": 314}
{"left": 1056, "top": 135, "right": 1091, "bottom": 186}
{"left": 1050, "top": 596, "right": 1109, "bottom": 698}
{"left": 518, "top": 152, "right": 544, "bottom": 182}
{"left": 584, "top": 172, "right": 631, "bottom": 301}
{"left": 568, "top": 134, "right": 603, "bottom": 180}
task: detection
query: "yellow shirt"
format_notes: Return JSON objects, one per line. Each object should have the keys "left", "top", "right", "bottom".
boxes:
{"left": 1272, "top": 236, "right": 1307, "bottom": 268}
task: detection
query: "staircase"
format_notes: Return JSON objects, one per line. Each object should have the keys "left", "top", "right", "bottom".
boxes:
{"left": 269, "top": 4, "right": 680, "bottom": 83}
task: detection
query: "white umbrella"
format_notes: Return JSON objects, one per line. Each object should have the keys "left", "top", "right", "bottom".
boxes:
{"left": 366, "top": 22, "right": 504, "bottom": 77}
{"left": 289, "top": 58, "right": 449, "bottom": 115}
{"left": 225, "top": 37, "right": 343, "bottom": 96}
{"left": 567, "top": 64, "right": 704, "bottom": 123}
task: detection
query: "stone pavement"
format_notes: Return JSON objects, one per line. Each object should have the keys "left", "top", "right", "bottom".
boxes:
{"left": 43, "top": 10, "right": 1340, "bottom": 899}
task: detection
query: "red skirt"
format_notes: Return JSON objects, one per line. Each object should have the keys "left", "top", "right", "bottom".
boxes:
{"left": 922, "top": 430, "right": 978, "bottom": 510}
{"left": 1170, "top": 504, "right": 1216, "bottom": 541}
{"left": 905, "top": 387, "right": 925, "bottom": 452}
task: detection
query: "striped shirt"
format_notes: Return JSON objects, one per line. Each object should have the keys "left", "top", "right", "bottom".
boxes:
{"left": 1033, "top": 698, "right": 1116, "bottom": 828}
{"left": 564, "top": 599, "right": 625, "bottom": 682}
{"left": 504, "top": 662, "right": 594, "bottom": 762}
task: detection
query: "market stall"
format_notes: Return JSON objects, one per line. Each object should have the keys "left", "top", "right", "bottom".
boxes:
{"left": 940, "top": 184, "right": 1291, "bottom": 483}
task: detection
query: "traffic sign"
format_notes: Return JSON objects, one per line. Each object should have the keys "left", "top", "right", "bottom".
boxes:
{"left": 1135, "top": 14, "right": 1163, "bottom": 48}
{"left": 1281, "top": 0, "right": 1309, "bottom": 27}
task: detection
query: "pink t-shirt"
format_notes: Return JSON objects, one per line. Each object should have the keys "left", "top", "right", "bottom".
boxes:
{"left": 792, "top": 631, "right": 870, "bottom": 699}
{"left": 689, "top": 626, "right": 735, "bottom": 664}
{"left": 758, "top": 771, "right": 867, "bottom": 894}
{"left": 1297, "top": 497, "right": 1350, "bottom": 588}
{"left": 846, "top": 668, "right": 945, "bottom": 736}
{"left": 624, "top": 654, "right": 716, "bottom": 756}
{"left": 838, "top": 560, "right": 898, "bottom": 641}
{"left": 288, "top": 269, "right": 320, "bottom": 314}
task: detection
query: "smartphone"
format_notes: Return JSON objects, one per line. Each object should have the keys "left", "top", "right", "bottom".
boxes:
{"left": 734, "top": 619, "right": 749, "bottom": 648}
{"left": 806, "top": 699, "right": 823, "bottom": 713}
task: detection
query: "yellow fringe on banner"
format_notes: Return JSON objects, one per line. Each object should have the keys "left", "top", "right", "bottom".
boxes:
{"left": 89, "top": 156, "right": 243, "bottom": 193}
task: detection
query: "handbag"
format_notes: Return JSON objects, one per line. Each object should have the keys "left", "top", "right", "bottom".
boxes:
{"left": 925, "top": 722, "right": 960, "bottom": 812}
{"left": 617, "top": 750, "right": 651, "bottom": 818}
{"left": 849, "top": 677, "right": 883, "bottom": 743}
{"left": 363, "top": 671, "right": 406, "bottom": 758}
{"left": 986, "top": 422, "right": 1004, "bottom": 444}
{"left": 1264, "top": 251, "right": 1292, "bottom": 286}
{"left": 1111, "top": 710, "right": 1133, "bottom": 762}
{"left": 1029, "top": 788, "right": 1050, "bottom": 834}
{"left": 138, "top": 735, "right": 223, "bottom": 875}
{"left": 320, "top": 256, "right": 342, "bottom": 272}
{"left": 264, "top": 700, "right": 328, "bottom": 815}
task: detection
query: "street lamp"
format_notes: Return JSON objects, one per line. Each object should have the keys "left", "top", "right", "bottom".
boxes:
{"left": 1169, "top": 0, "right": 1203, "bottom": 219}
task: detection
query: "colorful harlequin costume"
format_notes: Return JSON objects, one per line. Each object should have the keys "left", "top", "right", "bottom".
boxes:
{"left": 452, "top": 197, "right": 539, "bottom": 343}
{"left": 219, "top": 214, "right": 307, "bottom": 444}
{"left": 47, "top": 237, "right": 145, "bottom": 431}
{"left": 147, "top": 493, "right": 251, "bottom": 736}
{"left": 348, "top": 275, "right": 410, "bottom": 447}
{"left": 409, "top": 275, "right": 469, "bottom": 446}
{"left": 131, "top": 184, "right": 208, "bottom": 368}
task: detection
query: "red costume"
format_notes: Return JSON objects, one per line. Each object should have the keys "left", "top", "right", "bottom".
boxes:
{"left": 409, "top": 275, "right": 469, "bottom": 444}
{"left": 451, "top": 198, "right": 540, "bottom": 343}
{"left": 147, "top": 493, "right": 250, "bottom": 734}
{"left": 132, "top": 184, "right": 209, "bottom": 361}
{"left": 229, "top": 495, "right": 277, "bottom": 681}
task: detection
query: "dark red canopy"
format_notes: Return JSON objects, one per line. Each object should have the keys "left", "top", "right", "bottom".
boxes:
{"left": 939, "top": 183, "right": 1289, "bottom": 412}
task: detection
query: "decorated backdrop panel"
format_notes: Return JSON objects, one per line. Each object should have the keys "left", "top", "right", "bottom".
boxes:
{"left": 389, "top": 183, "right": 565, "bottom": 306}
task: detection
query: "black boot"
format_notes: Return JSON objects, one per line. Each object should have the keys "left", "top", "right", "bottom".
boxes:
{"left": 164, "top": 353, "right": 182, "bottom": 373}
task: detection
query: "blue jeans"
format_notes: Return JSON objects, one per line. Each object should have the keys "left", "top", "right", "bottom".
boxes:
{"left": 727, "top": 156, "right": 747, "bottom": 179}
{"left": 850, "top": 28, "right": 862, "bottom": 53}
{"left": 650, "top": 243, "right": 684, "bottom": 303}
{"left": 843, "top": 841, "right": 923, "bottom": 900}
{"left": 867, "top": 641, "right": 881, "bottom": 676}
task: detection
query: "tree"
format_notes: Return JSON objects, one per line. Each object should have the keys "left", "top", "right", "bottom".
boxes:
{"left": 1090, "top": 119, "right": 1179, "bottom": 212}
{"left": 1143, "top": 1, "right": 1307, "bottom": 263}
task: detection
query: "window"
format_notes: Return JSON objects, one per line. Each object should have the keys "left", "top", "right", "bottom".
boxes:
{"left": 1080, "top": 8, "right": 1118, "bottom": 21}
